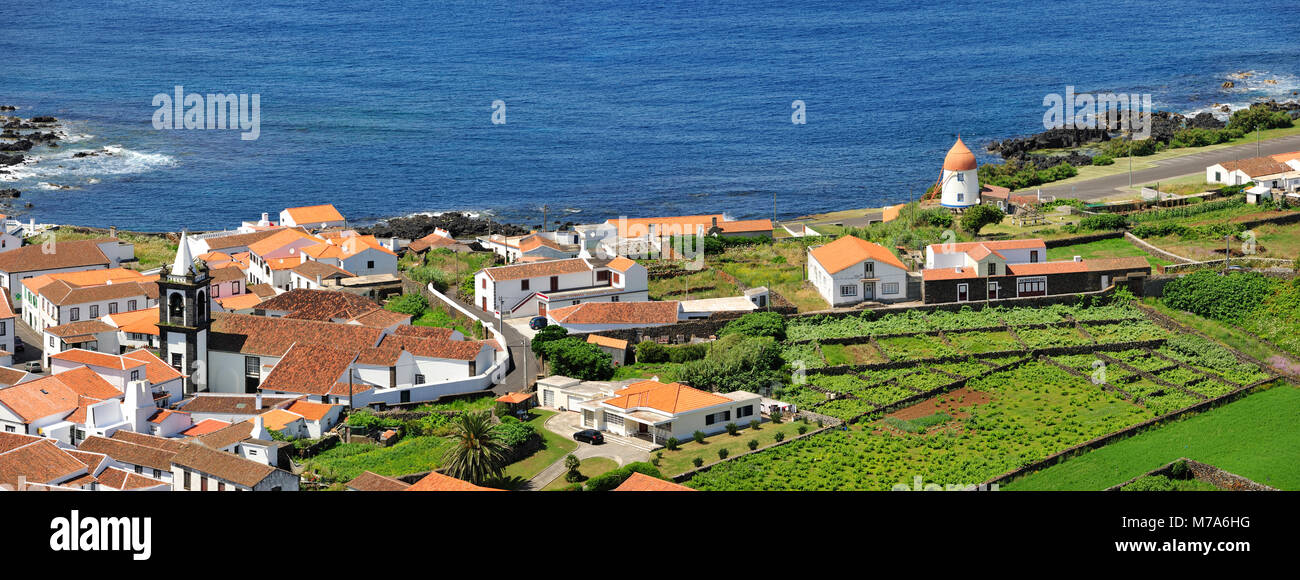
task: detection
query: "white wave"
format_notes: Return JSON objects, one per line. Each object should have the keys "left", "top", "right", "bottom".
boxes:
{"left": 1190, "top": 70, "right": 1300, "bottom": 120}
{"left": 8, "top": 145, "right": 176, "bottom": 180}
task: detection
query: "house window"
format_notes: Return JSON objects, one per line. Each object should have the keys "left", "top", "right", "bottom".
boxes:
{"left": 736, "top": 405, "right": 754, "bottom": 418}
{"left": 864, "top": 262, "right": 874, "bottom": 277}
{"left": 245, "top": 356, "right": 260, "bottom": 377}
{"left": 988, "top": 263, "right": 997, "bottom": 276}
{"left": 481, "top": 278, "right": 486, "bottom": 288}
{"left": 90, "top": 305, "right": 99, "bottom": 318}
{"left": 596, "top": 270, "right": 610, "bottom": 282}
{"left": 606, "top": 414, "right": 625, "bottom": 427}
{"left": 1215, "top": 171, "right": 1221, "bottom": 182}
{"left": 233, "top": 281, "right": 241, "bottom": 294}
{"left": 1016, "top": 277, "right": 1047, "bottom": 297}
{"left": 70, "top": 307, "right": 80, "bottom": 321}
{"left": 956, "top": 173, "right": 965, "bottom": 182}
{"left": 171, "top": 353, "right": 183, "bottom": 371}
{"left": 0, "top": 321, "right": 5, "bottom": 336}
{"left": 212, "top": 285, "right": 220, "bottom": 298}
{"left": 612, "top": 295, "right": 620, "bottom": 302}
{"left": 128, "top": 300, "right": 137, "bottom": 310}
{"left": 521, "top": 279, "right": 529, "bottom": 291}
{"left": 3, "top": 425, "right": 13, "bottom": 433}
{"left": 109, "top": 302, "right": 118, "bottom": 314}
{"left": 882, "top": 282, "right": 899, "bottom": 295}
{"left": 705, "top": 411, "right": 732, "bottom": 425}
{"left": 956, "top": 193, "right": 964, "bottom": 202}
{"left": 1029, "top": 250, "right": 1039, "bottom": 263}
{"left": 367, "top": 260, "right": 375, "bottom": 269}
{"left": 130, "top": 370, "right": 140, "bottom": 381}
{"left": 840, "top": 285, "right": 857, "bottom": 297}
{"left": 414, "top": 373, "right": 426, "bottom": 384}
{"left": 612, "top": 273, "right": 620, "bottom": 285}
{"left": 218, "top": 482, "right": 226, "bottom": 492}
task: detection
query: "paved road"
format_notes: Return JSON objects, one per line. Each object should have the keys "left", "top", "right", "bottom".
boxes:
{"left": 13, "top": 317, "right": 45, "bottom": 370}
{"left": 526, "top": 410, "right": 651, "bottom": 490}
{"left": 1025, "top": 132, "right": 1300, "bottom": 201}
{"left": 442, "top": 291, "right": 538, "bottom": 396}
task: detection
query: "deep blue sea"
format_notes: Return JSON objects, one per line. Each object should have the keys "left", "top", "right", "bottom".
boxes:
{"left": 3, "top": 0, "right": 1299, "bottom": 231}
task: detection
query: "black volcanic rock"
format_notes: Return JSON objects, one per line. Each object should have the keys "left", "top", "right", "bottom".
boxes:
{"left": 0, "top": 139, "right": 33, "bottom": 152}
{"left": 360, "top": 212, "right": 530, "bottom": 240}
{"left": 0, "top": 189, "right": 19, "bottom": 198}
{"left": 1187, "top": 112, "right": 1225, "bottom": 130}
{"left": 0, "top": 153, "right": 23, "bottom": 166}
{"left": 30, "top": 116, "right": 57, "bottom": 124}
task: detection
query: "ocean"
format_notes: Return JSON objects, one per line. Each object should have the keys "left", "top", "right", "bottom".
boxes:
{"left": 2, "top": 0, "right": 1299, "bottom": 231}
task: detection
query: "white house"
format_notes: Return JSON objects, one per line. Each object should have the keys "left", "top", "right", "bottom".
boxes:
{"left": 538, "top": 377, "right": 763, "bottom": 446}
{"left": 474, "top": 256, "right": 648, "bottom": 319}
{"left": 807, "top": 235, "right": 910, "bottom": 307}
{"left": 924, "top": 238, "right": 1047, "bottom": 270}
{"left": 1206, "top": 156, "right": 1300, "bottom": 190}
{"left": 49, "top": 348, "right": 185, "bottom": 407}
{"left": 20, "top": 267, "right": 157, "bottom": 332}
{"left": 0, "top": 238, "right": 126, "bottom": 293}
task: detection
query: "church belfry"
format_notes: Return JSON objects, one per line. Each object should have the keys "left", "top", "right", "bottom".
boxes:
{"left": 157, "top": 232, "right": 211, "bottom": 395}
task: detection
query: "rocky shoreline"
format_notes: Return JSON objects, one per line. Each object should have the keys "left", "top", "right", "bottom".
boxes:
{"left": 358, "top": 211, "right": 538, "bottom": 241}
{"left": 0, "top": 107, "right": 67, "bottom": 216}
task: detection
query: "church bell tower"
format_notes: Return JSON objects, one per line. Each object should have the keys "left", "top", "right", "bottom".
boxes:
{"left": 157, "top": 232, "right": 211, "bottom": 395}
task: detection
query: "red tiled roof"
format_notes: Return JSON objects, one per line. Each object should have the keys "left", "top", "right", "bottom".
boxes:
{"left": 405, "top": 471, "right": 500, "bottom": 491}
{"left": 95, "top": 467, "right": 168, "bottom": 490}
{"left": 346, "top": 470, "right": 412, "bottom": 491}
{"left": 603, "top": 379, "right": 733, "bottom": 414}
{"left": 257, "top": 343, "right": 356, "bottom": 396}
{"left": 613, "top": 471, "right": 696, "bottom": 492}
{"left": 1219, "top": 156, "right": 1293, "bottom": 178}
{"left": 482, "top": 258, "right": 593, "bottom": 281}
{"left": 0, "top": 239, "right": 110, "bottom": 274}
{"left": 122, "top": 349, "right": 185, "bottom": 384}
{"left": 0, "top": 368, "right": 120, "bottom": 422}
{"left": 547, "top": 301, "right": 679, "bottom": 325}
{"left": 50, "top": 348, "right": 145, "bottom": 372}
{"left": 285, "top": 400, "right": 338, "bottom": 422}
{"left": 377, "top": 334, "right": 488, "bottom": 361}
{"left": 0, "top": 437, "right": 88, "bottom": 488}
{"left": 715, "top": 219, "right": 773, "bottom": 234}
{"left": 255, "top": 288, "right": 383, "bottom": 321}
{"left": 209, "top": 313, "right": 383, "bottom": 357}
{"left": 284, "top": 204, "right": 345, "bottom": 225}
{"left": 171, "top": 442, "right": 278, "bottom": 488}
{"left": 181, "top": 419, "right": 233, "bottom": 436}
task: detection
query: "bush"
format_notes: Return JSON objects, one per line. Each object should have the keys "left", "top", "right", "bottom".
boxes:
{"left": 1078, "top": 213, "right": 1127, "bottom": 231}
{"left": 536, "top": 338, "right": 614, "bottom": 381}
{"left": 677, "top": 334, "right": 784, "bottom": 393}
{"left": 531, "top": 325, "right": 570, "bottom": 359}
{"left": 747, "top": 439, "right": 759, "bottom": 450}
{"left": 385, "top": 293, "right": 429, "bottom": 316}
{"left": 636, "top": 341, "right": 669, "bottom": 364}
{"left": 667, "top": 343, "right": 708, "bottom": 363}
{"left": 1227, "top": 106, "right": 1294, "bottom": 133}
{"left": 725, "top": 423, "right": 738, "bottom": 436}
{"left": 1091, "top": 154, "right": 1114, "bottom": 166}
{"left": 496, "top": 420, "right": 536, "bottom": 449}
{"left": 717, "top": 448, "right": 729, "bottom": 460}
{"left": 959, "top": 204, "right": 1006, "bottom": 234}
{"left": 770, "top": 409, "right": 783, "bottom": 424}
{"left": 1169, "top": 459, "right": 1192, "bottom": 480}
{"left": 692, "top": 457, "right": 704, "bottom": 468}
{"left": 693, "top": 430, "right": 706, "bottom": 444}
{"left": 774, "top": 432, "right": 785, "bottom": 442}
{"left": 665, "top": 437, "right": 680, "bottom": 451}
{"left": 718, "top": 311, "right": 787, "bottom": 341}
{"left": 1161, "top": 270, "right": 1276, "bottom": 323}
{"left": 798, "top": 425, "right": 808, "bottom": 435}
{"left": 749, "top": 419, "right": 760, "bottom": 431}
{"left": 584, "top": 462, "right": 664, "bottom": 492}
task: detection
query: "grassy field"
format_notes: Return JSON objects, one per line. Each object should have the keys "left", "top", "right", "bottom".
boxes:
{"left": 1144, "top": 220, "right": 1300, "bottom": 262}
{"left": 1004, "top": 384, "right": 1300, "bottom": 490}
{"left": 1045, "top": 237, "right": 1171, "bottom": 268}
{"left": 711, "top": 241, "right": 826, "bottom": 311}
{"left": 1142, "top": 299, "right": 1291, "bottom": 365}
{"left": 611, "top": 361, "right": 685, "bottom": 382}
{"left": 655, "top": 419, "right": 814, "bottom": 477}
{"left": 502, "top": 410, "right": 578, "bottom": 481}
{"left": 540, "top": 457, "right": 619, "bottom": 490}
{"left": 980, "top": 212, "right": 1085, "bottom": 240}
{"left": 301, "top": 436, "right": 455, "bottom": 484}
{"left": 37, "top": 228, "right": 178, "bottom": 271}
{"left": 411, "top": 300, "right": 482, "bottom": 337}
{"left": 400, "top": 248, "right": 496, "bottom": 293}
{"left": 647, "top": 268, "right": 742, "bottom": 301}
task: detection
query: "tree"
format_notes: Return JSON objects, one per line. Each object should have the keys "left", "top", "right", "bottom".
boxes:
{"left": 385, "top": 293, "right": 429, "bottom": 316}
{"left": 440, "top": 411, "right": 510, "bottom": 485}
{"left": 564, "top": 454, "right": 583, "bottom": 483}
{"left": 530, "top": 325, "right": 570, "bottom": 359}
{"left": 959, "top": 204, "right": 1006, "bottom": 234}
{"left": 537, "top": 338, "right": 614, "bottom": 381}
{"left": 676, "top": 334, "right": 783, "bottom": 393}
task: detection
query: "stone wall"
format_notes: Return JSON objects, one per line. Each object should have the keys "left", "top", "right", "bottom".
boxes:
{"left": 1042, "top": 230, "right": 1125, "bottom": 248}
{"left": 1104, "top": 458, "right": 1279, "bottom": 491}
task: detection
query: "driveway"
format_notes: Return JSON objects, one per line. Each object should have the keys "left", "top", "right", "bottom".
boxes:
{"left": 505, "top": 317, "right": 538, "bottom": 340}
{"left": 527, "top": 409, "right": 652, "bottom": 490}
{"left": 13, "top": 318, "right": 45, "bottom": 371}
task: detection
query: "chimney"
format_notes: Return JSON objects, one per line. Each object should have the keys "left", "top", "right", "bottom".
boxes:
{"left": 255, "top": 392, "right": 262, "bottom": 410}
{"left": 315, "top": 274, "right": 322, "bottom": 287}
{"left": 711, "top": 216, "right": 718, "bottom": 228}
{"left": 251, "top": 415, "right": 270, "bottom": 441}
{"left": 1073, "top": 255, "right": 1083, "bottom": 262}
{"left": 109, "top": 225, "right": 117, "bottom": 238}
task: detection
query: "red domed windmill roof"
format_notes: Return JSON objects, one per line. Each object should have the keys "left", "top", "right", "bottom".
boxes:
{"left": 943, "top": 136, "right": 978, "bottom": 171}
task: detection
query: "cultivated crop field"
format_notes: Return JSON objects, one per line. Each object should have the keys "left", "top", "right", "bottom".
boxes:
{"left": 690, "top": 302, "right": 1281, "bottom": 490}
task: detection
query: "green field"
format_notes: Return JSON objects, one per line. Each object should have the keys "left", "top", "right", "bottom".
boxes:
{"left": 647, "top": 268, "right": 742, "bottom": 301}
{"left": 502, "top": 410, "right": 578, "bottom": 481}
{"left": 301, "top": 436, "right": 455, "bottom": 484}
{"left": 1005, "top": 384, "right": 1300, "bottom": 490}
{"left": 1045, "top": 237, "right": 1170, "bottom": 268}
{"left": 541, "top": 457, "right": 619, "bottom": 490}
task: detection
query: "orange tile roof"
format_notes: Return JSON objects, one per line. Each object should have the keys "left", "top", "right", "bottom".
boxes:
{"left": 247, "top": 228, "right": 324, "bottom": 258}
{"left": 257, "top": 343, "right": 356, "bottom": 396}
{"left": 715, "top": 219, "right": 773, "bottom": 234}
{"left": 181, "top": 419, "right": 233, "bottom": 437}
{"left": 216, "top": 293, "right": 264, "bottom": 311}
{"left": 122, "top": 349, "right": 185, "bottom": 384}
{"left": 259, "top": 408, "right": 305, "bottom": 431}
{"left": 943, "top": 136, "right": 977, "bottom": 171}
{"left": 0, "top": 239, "right": 111, "bottom": 274}
{"left": 377, "top": 334, "right": 488, "bottom": 361}
{"left": 1270, "top": 150, "right": 1300, "bottom": 165}
{"left": 613, "top": 471, "right": 697, "bottom": 492}
{"left": 546, "top": 301, "right": 680, "bottom": 325}
{"left": 603, "top": 379, "right": 733, "bottom": 414}
{"left": 106, "top": 308, "right": 161, "bottom": 336}
{"left": 210, "top": 313, "right": 384, "bottom": 357}
{"left": 809, "top": 235, "right": 908, "bottom": 274}
{"left": 495, "top": 392, "right": 533, "bottom": 404}
{"left": 606, "top": 256, "right": 637, "bottom": 272}
{"left": 586, "top": 334, "right": 629, "bottom": 350}
{"left": 405, "top": 471, "right": 500, "bottom": 491}
{"left": 347, "top": 470, "right": 412, "bottom": 491}
{"left": 0, "top": 437, "right": 89, "bottom": 487}
{"left": 920, "top": 267, "right": 979, "bottom": 281}
{"left": 0, "top": 368, "right": 120, "bottom": 422}
{"left": 50, "top": 348, "right": 146, "bottom": 372}
{"left": 284, "top": 204, "right": 345, "bottom": 225}
{"left": 925, "top": 238, "right": 1046, "bottom": 255}
{"left": 285, "top": 399, "right": 338, "bottom": 422}
{"left": 95, "top": 467, "right": 168, "bottom": 490}
{"left": 22, "top": 267, "right": 146, "bottom": 295}
{"left": 1219, "top": 156, "right": 1293, "bottom": 178}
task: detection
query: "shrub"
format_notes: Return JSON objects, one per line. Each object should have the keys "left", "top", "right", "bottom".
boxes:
{"left": 725, "top": 423, "right": 738, "bottom": 436}
{"left": 495, "top": 420, "right": 536, "bottom": 449}
{"left": 692, "top": 457, "right": 704, "bottom": 468}
{"left": 1091, "top": 154, "right": 1114, "bottom": 166}
{"left": 562, "top": 483, "right": 584, "bottom": 491}
{"left": 665, "top": 437, "right": 680, "bottom": 451}
{"left": 584, "top": 462, "right": 664, "bottom": 492}
{"left": 798, "top": 425, "right": 808, "bottom": 435}
{"left": 959, "top": 204, "right": 1006, "bottom": 234}
{"left": 693, "top": 430, "right": 706, "bottom": 444}
{"left": 774, "top": 432, "right": 785, "bottom": 442}
{"left": 668, "top": 343, "right": 708, "bottom": 363}
{"left": 770, "top": 409, "right": 783, "bottom": 424}
{"left": 747, "top": 439, "right": 759, "bottom": 450}
{"left": 636, "top": 341, "right": 669, "bottom": 364}
{"left": 384, "top": 293, "right": 429, "bottom": 316}
{"left": 749, "top": 419, "right": 760, "bottom": 431}
{"left": 718, "top": 311, "right": 788, "bottom": 341}
{"left": 717, "top": 448, "right": 729, "bottom": 460}
{"left": 1161, "top": 270, "right": 1276, "bottom": 323}
{"left": 1078, "top": 213, "right": 1127, "bottom": 231}
{"left": 536, "top": 338, "right": 614, "bottom": 381}
{"left": 531, "top": 325, "right": 570, "bottom": 359}
{"left": 1169, "top": 459, "right": 1192, "bottom": 480}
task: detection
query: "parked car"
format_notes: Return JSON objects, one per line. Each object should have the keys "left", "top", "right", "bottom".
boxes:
{"left": 572, "top": 429, "right": 604, "bottom": 444}
{"left": 23, "top": 360, "right": 41, "bottom": 373}
{"left": 528, "top": 316, "right": 548, "bottom": 330}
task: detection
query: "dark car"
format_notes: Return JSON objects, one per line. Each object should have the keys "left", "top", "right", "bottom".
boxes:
{"left": 529, "top": 316, "right": 548, "bottom": 330}
{"left": 572, "top": 429, "right": 604, "bottom": 444}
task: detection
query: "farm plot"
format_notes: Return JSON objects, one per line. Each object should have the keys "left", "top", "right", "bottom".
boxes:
{"left": 687, "top": 361, "right": 1157, "bottom": 491}
{"left": 945, "top": 330, "right": 1021, "bottom": 354}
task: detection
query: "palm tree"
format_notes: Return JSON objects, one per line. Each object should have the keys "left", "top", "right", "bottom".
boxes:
{"left": 441, "top": 411, "right": 509, "bottom": 485}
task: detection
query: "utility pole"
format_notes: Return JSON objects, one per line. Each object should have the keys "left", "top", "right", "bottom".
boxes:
{"left": 1128, "top": 131, "right": 1134, "bottom": 189}
{"left": 1225, "top": 234, "right": 1232, "bottom": 272}
{"left": 542, "top": 204, "right": 549, "bottom": 233}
